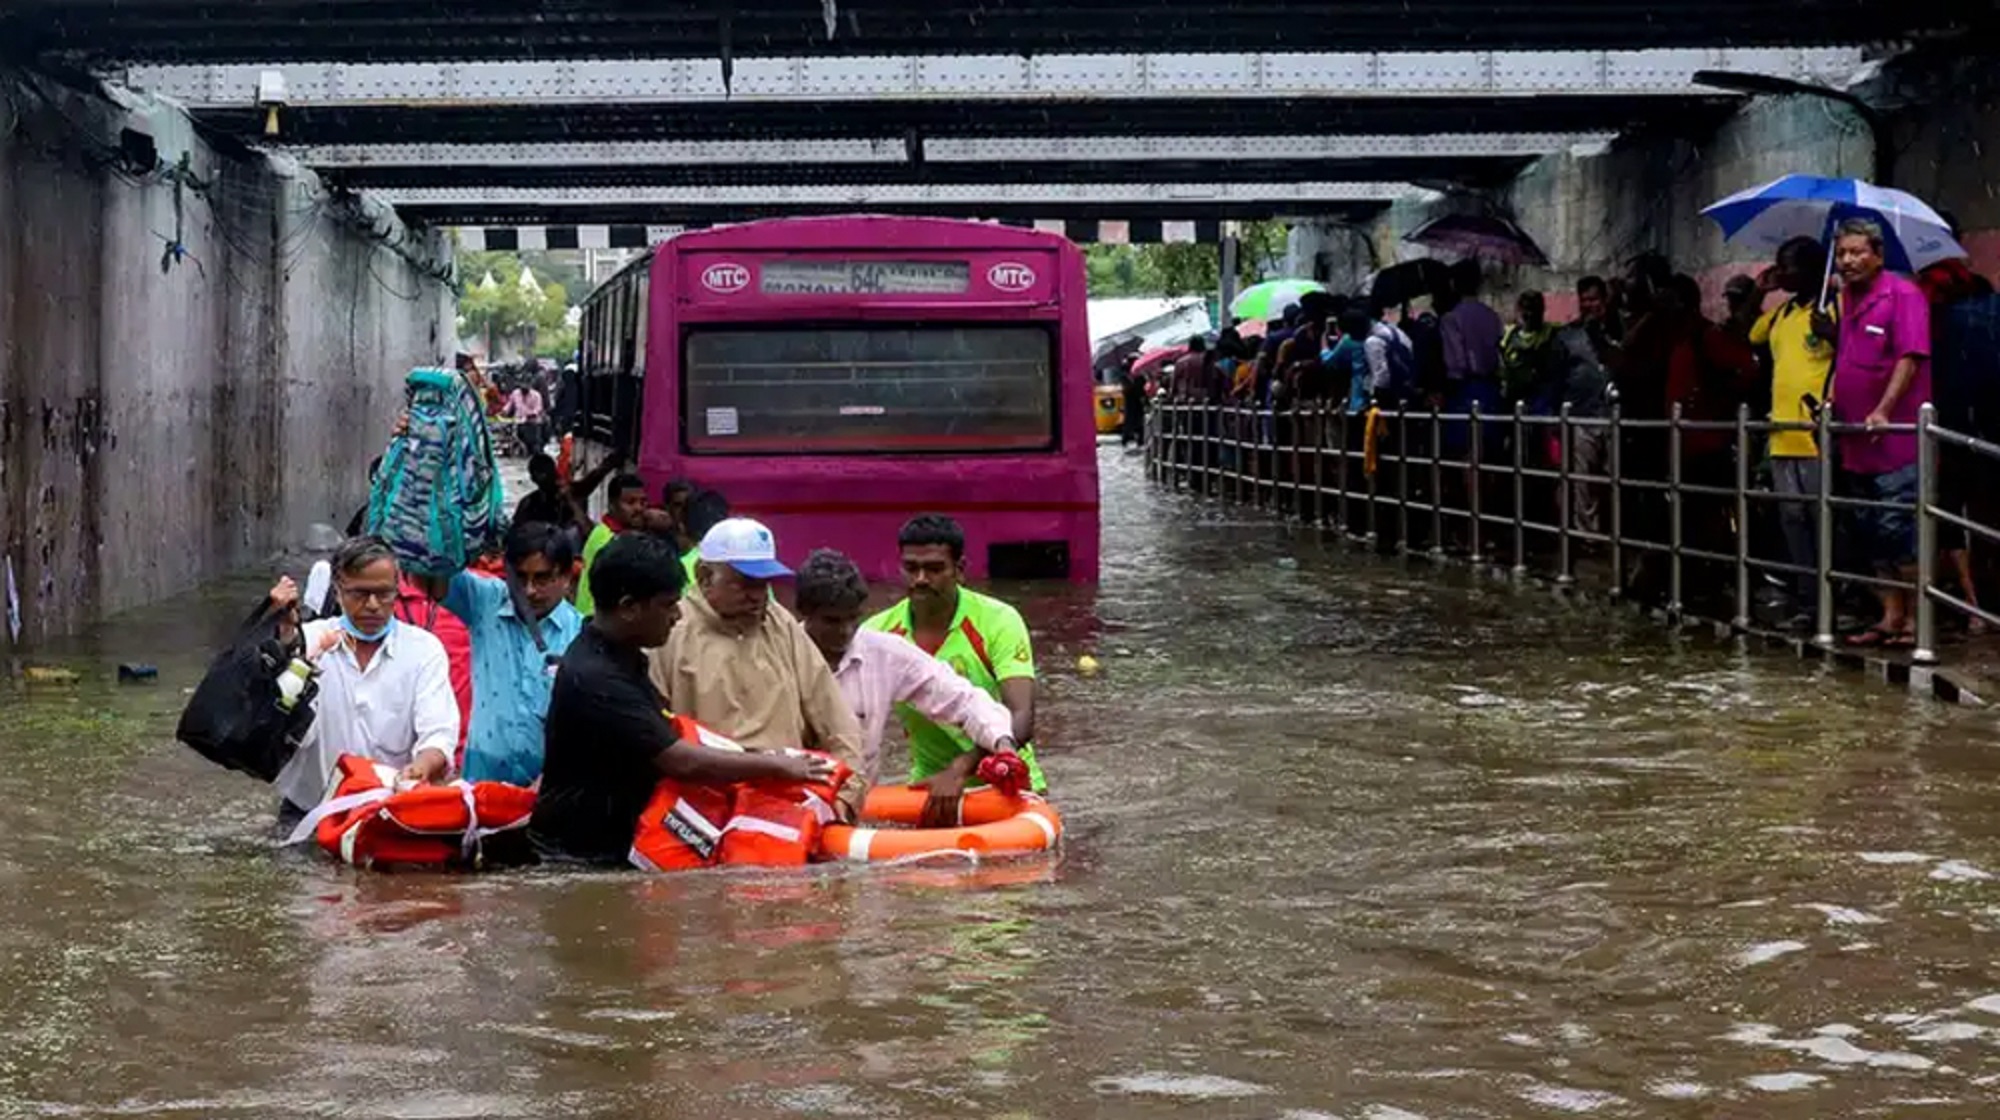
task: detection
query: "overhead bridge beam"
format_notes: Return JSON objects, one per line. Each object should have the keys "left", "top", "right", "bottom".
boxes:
{"left": 380, "top": 181, "right": 1421, "bottom": 227}
{"left": 298, "top": 133, "right": 1614, "bottom": 169}
{"left": 131, "top": 48, "right": 1863, "bottom": 107}
{"left": 375, "top": 182, "right": 1424, "bottom": 208}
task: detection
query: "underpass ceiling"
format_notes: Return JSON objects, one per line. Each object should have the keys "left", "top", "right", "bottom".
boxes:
{"left": 131, "top": 47, "right": 1836, "bottom": 203}
{"left": 3, "top": 1, "right": 1977, "bottom": 65}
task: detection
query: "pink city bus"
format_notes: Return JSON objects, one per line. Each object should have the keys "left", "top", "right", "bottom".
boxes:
{"left": 576, "top": 215, "right": 1100, "bottom": 582}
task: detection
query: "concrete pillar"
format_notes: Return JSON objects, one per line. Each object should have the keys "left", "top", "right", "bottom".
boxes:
{"left": 1218, "top": 232, "right": 1240, "bottom": 326}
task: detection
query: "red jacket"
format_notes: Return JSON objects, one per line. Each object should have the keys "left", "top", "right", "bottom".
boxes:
{"left": 394, "top": 578, "right": 474, "bottom": 757}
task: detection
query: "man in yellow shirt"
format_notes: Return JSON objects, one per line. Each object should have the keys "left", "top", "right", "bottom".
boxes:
{"left": 1749, "top": 237, "right": 1834, "bottom": 622}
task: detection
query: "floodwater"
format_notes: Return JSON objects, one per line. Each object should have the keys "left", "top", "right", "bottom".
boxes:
{"left": 5, "top": 445, "right": 2000, "bottom": 1120}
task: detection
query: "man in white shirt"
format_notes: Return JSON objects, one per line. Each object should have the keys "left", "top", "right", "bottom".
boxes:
{"left": 270, "top": 536, "right": 460, "bottom": 823}
{"left": 791, "top": 548, "right": 1017, "bottom": 786}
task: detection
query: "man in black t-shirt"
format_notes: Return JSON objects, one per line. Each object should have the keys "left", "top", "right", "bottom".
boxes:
{"left": 513, "top": 451, "right": 628, "bottom": 553}
{"left": 529, "top": 532, "right": 833, "bottom": 865}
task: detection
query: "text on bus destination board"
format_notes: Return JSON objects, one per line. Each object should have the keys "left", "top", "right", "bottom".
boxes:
{"left": 758, "top": 260, "right": 972, "bottom": 295}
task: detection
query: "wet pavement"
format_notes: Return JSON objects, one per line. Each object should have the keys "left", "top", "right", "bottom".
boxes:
{"left": 5, "top": 445, "right": 2000, "bottom": 1118}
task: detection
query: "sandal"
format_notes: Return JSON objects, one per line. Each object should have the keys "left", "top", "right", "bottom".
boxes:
{"left": 1843, "top": 627, "right": 1896, "bottom": 648}
{"left": 1884, "top": 631, "right": 1918, "bottom": 649}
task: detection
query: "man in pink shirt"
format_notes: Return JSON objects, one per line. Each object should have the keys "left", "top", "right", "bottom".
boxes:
{"left": 1826, "top": 217, "right": 1932, "bottom": 647}
{"left": 792, "top": 548, "right": 1019, "bottom": 787}
{"left": 505, "top": 380, "right": 547, "bottom": 456}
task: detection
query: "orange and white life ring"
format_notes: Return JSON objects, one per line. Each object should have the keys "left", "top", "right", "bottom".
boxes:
{"left": 817, "top": 785, "right": 1062, "bottom": 864}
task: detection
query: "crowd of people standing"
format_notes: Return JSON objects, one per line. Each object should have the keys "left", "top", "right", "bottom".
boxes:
{"left": 1154, "top": 220, "right": 2000, "bottom": 645}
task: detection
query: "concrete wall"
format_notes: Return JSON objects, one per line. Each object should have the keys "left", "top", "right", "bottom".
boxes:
{"left": 1287, "top": 49, "right": 1996, "bottom": 326}
{"left": 0, "top": 70, "right": 453, "bottom": 643}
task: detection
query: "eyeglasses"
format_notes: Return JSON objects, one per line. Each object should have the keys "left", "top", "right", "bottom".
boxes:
{"left": 337, "top": 585, "right": 398, "bottom": 606}
{"left": 516, "top": 569, "right": 568, "bottom": 590}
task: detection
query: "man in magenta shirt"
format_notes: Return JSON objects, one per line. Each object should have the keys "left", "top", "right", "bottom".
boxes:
{"left": 1828, "top": 217, "right": 1931, "bottom": 647}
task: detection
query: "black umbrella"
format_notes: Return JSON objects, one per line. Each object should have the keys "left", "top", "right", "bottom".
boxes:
{"left": 1368, "top": 259, "right": 1453, "bottom": 308}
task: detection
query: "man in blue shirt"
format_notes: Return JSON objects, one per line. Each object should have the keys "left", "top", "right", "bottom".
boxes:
{"left": 427, "top": 520, "right": 585, "bottom": 785}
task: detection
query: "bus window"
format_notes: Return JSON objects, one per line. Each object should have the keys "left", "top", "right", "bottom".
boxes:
{"left": 681, "top": 324, "right": 1055, "bottom": 454}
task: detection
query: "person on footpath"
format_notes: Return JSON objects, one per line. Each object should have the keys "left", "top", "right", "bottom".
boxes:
{"left": 649, "top": 518, "right": 869, "bottom": 818}
{"left": 269, "top": 536, "right": 460, "bottom": 827}
{"left": 413, "top": 521, "right": 585, "bottom": 786}
{"left": 505, "top": 378, "right": 547, "bottom": 457}
{"left": 1553, "top": 276, "right": 1618, "bottom": 537}
{"left": 864, "top": 515, "right": 1045, "bottom": 825}
{"left": 530, "top": 533, "right": 837, "bottom": 865}
{"left": 574, "top": 472, "right": 651, "bottom": 616}
{"left": 512, "top": 450, "right": 625, "bottom": 553}
{"left": 1820, "top": 218, "right": 1933, "bottom": 648}
{"left": 1750, "top": 237, "right": 1835, "bottom": 625}
{"left": 1500, "top": 290, "right": 1563, "bottom": 417}
{"left": 793, "top": 548, "right": 1022, "bottom": 800}
{"left": 1922, "top": 253, "right": 2000, "bottom": 632}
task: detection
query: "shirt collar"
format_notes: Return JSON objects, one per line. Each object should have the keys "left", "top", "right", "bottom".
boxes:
{"left": 499, "top": 592, "right": 578, "bottom": 629}
{"left": 887, "top": 589, "right": 968, "bottom": 635}
{"left": 334, "top": 618, "right": 401, "bottom": 664}
{"left": 1845, "top": 272, "right": 1894, "bottom": 315}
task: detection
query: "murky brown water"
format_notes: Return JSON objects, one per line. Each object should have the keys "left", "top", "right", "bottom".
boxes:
{"left": 5, "top": 446, "right": 2000, "bottom": 1119}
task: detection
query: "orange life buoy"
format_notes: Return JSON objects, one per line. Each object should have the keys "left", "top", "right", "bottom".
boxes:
{"left": 286, "top": 754, "right": 537, "bottom": 870}
{"left": 817, "top": 785, "right": 1062, "bottom": 864}
{"left": 628, "top": 715, "right": 853, "bottom": 872}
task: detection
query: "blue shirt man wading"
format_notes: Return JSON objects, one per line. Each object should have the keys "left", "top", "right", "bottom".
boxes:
{"left": 430, "top": 521, "right": 585, "bottom": 785}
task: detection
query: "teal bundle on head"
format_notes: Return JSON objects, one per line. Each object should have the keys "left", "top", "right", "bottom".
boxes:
{"left": 365, "top": 367, "right": 509, "bottom": 576}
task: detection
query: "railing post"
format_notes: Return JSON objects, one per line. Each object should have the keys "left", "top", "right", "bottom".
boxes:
{"left": 1365, "top": 410, "right": 1380, "bottom": 545}
{"left": 1200, "top": 403, "right": 1213, "bottom": 496}
{"left": 1397, "top": 408, "right": 1412, "bottom": 554}
{"left": 1915, "top": 403, "right": 1939, "bottom": 665}
{"left": 1429, "top": 402, "right": 1445, "bottom": 558}
{"left": 1669, "top": 402, "right": 1685, "bottom": 623}
{"left": 1335, "top": 406, "right": 1350, "bottom": 535}
{"left": 1608, "top": 394, "right": 1624, "bottom": 596}
{"left": 1172, "top": 403, "right": 1185, "bottom": 492}
{"left": 1557, "top": 402, "right": 1574, "bottom": 586}
{"left": 1251, "top": 403, "right": 1261, "bottom": 507}
{"left": 1259, "top": 404, "right": 1273, "bottom": 510}
{"left": 1734, "top": 402, "right": 1752, "bottom": 632}
{"left": 1288, "top": 399, "right": 1302, "bottom": 520}
{"left": 1224, "top": 404, "right": 1240, "bottom": 506}
{"left": 1511, "top": 399, "right": 1527, "bottom": 577}
{"left": 1312, "top": 402, "right": 1328, "bottom": 526}
{"left": 1469, "top": 401, "right": 1485, "bottom": 565}
{"left": 1815, "top": 403, "right": 1836, "bottom": 647}
{"left": 1144, "top": 400, "right": 1160, "bottom": 480}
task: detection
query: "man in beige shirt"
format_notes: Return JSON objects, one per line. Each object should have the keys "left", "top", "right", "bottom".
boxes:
{"left": 649, "top": 518, "right": 868, "bottom": 817}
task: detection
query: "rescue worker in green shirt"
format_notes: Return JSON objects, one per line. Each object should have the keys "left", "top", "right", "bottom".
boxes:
{"left": 865, "top": 514, "right": 1043, "bottom": 826}
{"left": 574, "top": 472, "right": 650, "bottom": 617}
{"left": 677, "top": 488, "right": 733, "bottom": 591}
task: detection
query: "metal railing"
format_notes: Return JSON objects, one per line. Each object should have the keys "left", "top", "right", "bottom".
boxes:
{"left": 1143, "top": 395, "right": 1998, "bottom": 666}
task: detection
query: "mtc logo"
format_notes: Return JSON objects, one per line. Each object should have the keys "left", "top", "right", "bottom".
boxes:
{"left": 700, "top": 263, "right": 751, "bottom": 294}
{"left": 987, "top": 262, "right": 1037, "bottom": 292}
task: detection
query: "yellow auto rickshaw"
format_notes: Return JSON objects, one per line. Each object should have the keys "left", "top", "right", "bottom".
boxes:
{"left": 1094, "top": 383, "right": 1125, "bottom": 435}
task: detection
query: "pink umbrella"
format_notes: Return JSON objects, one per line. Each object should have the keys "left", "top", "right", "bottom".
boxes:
{"left": 1131, "top": 346, "right": 1185, "bottom": 381}
{"left": 1404, "top": 213, "right": 1549, "bottom": 267}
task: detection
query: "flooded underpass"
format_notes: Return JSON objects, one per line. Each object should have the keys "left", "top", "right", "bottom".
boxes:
{"left": 5, "top": 445, "right": 2000, "bottom": 1119}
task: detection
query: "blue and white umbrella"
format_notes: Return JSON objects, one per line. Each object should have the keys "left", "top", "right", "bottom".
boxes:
{"left": 1701, "top": 174, "right": 1965, "bottom": 274}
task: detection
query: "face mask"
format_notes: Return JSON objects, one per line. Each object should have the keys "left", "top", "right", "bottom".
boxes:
{"left": 340, "top": 614, "right": 397, "bottom": 643}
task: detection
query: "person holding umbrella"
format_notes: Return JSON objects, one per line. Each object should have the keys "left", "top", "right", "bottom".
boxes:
{"left": 1823, "top": 217, "right": 1932, "bottom": 647}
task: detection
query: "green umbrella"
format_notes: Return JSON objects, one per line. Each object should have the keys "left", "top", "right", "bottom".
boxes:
{"left": 1229, "top": 279, "right": 1328, "bottom": 323}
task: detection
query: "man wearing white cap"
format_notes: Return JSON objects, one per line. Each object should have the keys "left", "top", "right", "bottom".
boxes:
{"left": 649, "top": 518, "right": 868, "bottom": 817}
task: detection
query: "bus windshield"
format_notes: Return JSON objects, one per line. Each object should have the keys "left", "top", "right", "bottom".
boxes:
{"left": 682, "top": 323, "right": 1055, "bottom": 454}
